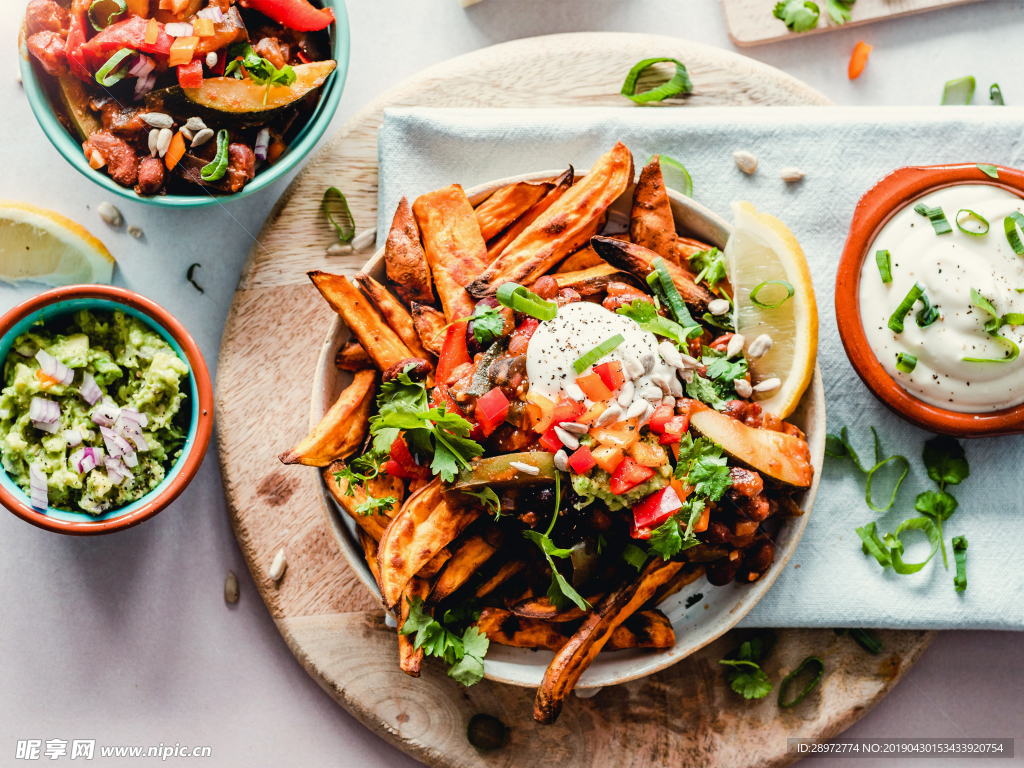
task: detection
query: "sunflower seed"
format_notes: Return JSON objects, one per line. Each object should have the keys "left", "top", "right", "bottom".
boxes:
{"left": 553, "top": 449, "right": 570, "bottom": 472}
{"left": 668, "top": 373, "right": 684, "bottom": 397}
{"left": 553, "top": 426, "right": 579, "bottom": 451}
{"left": 185, "top": 116, "right": 207, "bottom": 132}
{"left": 727, "top": 334, "right": 746, "bottom": 359}
{"left": 733, "top": 150, "right": 758, "bottom": 174}
{"left": 617, "top": 380, "right": 635, "bottom": 408}
{"left": 623, "top": 354, "right": 645, "bottom": 380}
{"left": 748, "top": 334, "right": 773, "bottom": 359}
{"left": 326, "top": 243, "right": 351, "bottom": 255}
{"left": 637, "top": 401, "right": 655, "bottom": 427}
{"left": 753, "top": 377, "right": 781, "bottom": 393}
{"left": 148, "top": 129, "right": 159, "bottom": 157}
{"left": 679, "top": 352, "right": 699, "bottom": 369}
{"left": 625, "top": 399, "right": 649, "bottom": 420}
{"left": 179, "top": 126, "right": 193, "bottom": 142}
{"left": 509, "top": 461, "right": 539, "bottom": 476}
{"left": 127, "top": 225, "right": 144, "bottom": 239}
{"left": 205, "top": 51, "right": 218, "bottom": 69}
{"left": 639, "top": 350, "right": 657, "bottom": 375}
{"left": 142, "top": 112, "right": 174, "bottom": 129}
{"left": 352, "top": 228, "right": 377, "bottom": 252}
{"left": 156, "top": 127, "right": 173, "bottom": 157}
{"left": 678, "top": 368, "right": 695, "bottom": 384}
{"left": 595, "top": 404, "right": 622, "bottom": 427}
{"left": 190, "top": 128, "right": 214, "bottom": 148}
{"left": 97, "top": 201, "right": 123, "bottom": 227}
{"left": 88, "top": 150, "right": 105, "bottom": 170}
{"left": 780, "top": 167, "right": 805, "bottom": 183}
{"left": 658, "top": 341, "right": 682, "bottom": 369}
{"left": 650, "top": 372, "right": 672, "bottom": 395}
{"left": 224, "top": 570, "right": 239, "bottom": 603}
{"left": 269, "top": 548, "right": 287, "bottom": 581}
{"left": 638, "top": 384, "right": 663, "bottom": 402}
{"left": 559, "top": 421, "right": 588, "bottom": 435}
{"left": 564, "top": 381, "right": 586, "bottom": 402}
{"left": 734, "top": 379, "right": 753, "bottom": 398}
{"left": 708, "top": 299, "right": 730, "bottom": 316}
{"left": 662, "top": 395, "right": 676, "bottom": 409}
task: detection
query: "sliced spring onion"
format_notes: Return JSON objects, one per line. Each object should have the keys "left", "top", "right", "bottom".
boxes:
{"left": 915, "top": 292, "right": 939, "bottom": 328}
{"left": 652, "top": 257, "right": 698, "bottom": 327}
{"left": 875, "top": 249, "right": 892, "bottom": 283}
{"left": 888, "top": 517, "right": 940, "bottom": 575}
{"left": 956, "top": 209, "right": 989, "bottom": 236}
{"left": 200, "top": 130, "right": 230, "bottom": 182}
{"left": 865, "top": 454, "right": 909, "bottom": 513}
{"left": 621, "top": 58, "right": 693, "bottom": 104}
{"left": 941, "top": 75, "right": 975, "bottom": 105}
{"left": 89, "top": 0, "right": 126, "bottom": 31}
{"left": 856, "top": 522, "right": 891, "bottom": 567}
{"left": 186, "top": 262, "right": 204, "bottom": 294}
{"left": 95, "top": 48, "right": 135, "bottom": 87}
{"left": 952, "top": 535, "right": 968, "bottom": 592}
{"left": 651, "top": 154, "right": 693, "bottom": 197}
{"left": 963, "top": 287, "right": 1020, "bottom": 362}
{"left": 977, "top": 163, "right": 999, "bottom": 179}
{"left": 913, "top": 202, "right": 952, "bottom": 235}
{"left": 777, "top": 656, "right": 824, "bottom": 709}
{"left": 322, "top": 187, "right": 355, "bottom": 242}
{"left": 749, "top": 280, "right": 794, "bottom": 309}
{"left": 834, "top": 627, "right": 883, "bottom": 655}
{"left": 895, "top": 352, "right": 917, "bottom": 373}
{"left": 496, "top": 282, "right": 557, "bottom": 321}
{"left": 887, "top": 281, "right": 924, "bottom": 333}
{"left": 990, "top": 83, "right": 1004, "bottom": 106}
{"left": 573, "top": 334, "right": 625, "bottom": 375}
{"left": 1004, "top": 211, "right": 1024, "bottom": 255}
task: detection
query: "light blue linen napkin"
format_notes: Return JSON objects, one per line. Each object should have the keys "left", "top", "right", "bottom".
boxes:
{"left": 377, "top": 106, "right": 1024, "bottom": 630}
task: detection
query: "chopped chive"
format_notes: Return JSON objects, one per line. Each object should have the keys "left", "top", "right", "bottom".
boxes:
{"left": 889, "top": 517, "right": 941, "bottom": 575}
{"left": 573, "top": 334, "right": 625, "bottom": 374}
{"left": 941, "top": 75, "right": 975, "bottom": 105}
{"left": 95, "top": 48, "right": 135, "bottom": 87}
{"left": 496, "top": 282, "right": 557, "bottom": 321}
{"left": 1004, "top": 211, "right": 1024, "bottom": 255}
{"left": 956, "top": 209, "right": 989, "bottom": 236}
{"left": 875, "top": 249, "right": 892, "bottom": 283}
{"left": 952, "top": 535, "right": 968, "bottom": 592}
{"left": 915, "top": 291, "right": 940, "bottom": 328}
{"left": 749, "top": 280, "right": 795, "bottom": 309}
{"left": 990, "top": 83, "right": 1004, "bottom": 105}
{"left": 914, "top": 203, "right": 952, "bottom": 235}
{"left": 887, "top": 282, "right": 925, "bottom": 333}
{"left": 963, "top": 287, "right": 1020, "bottom": 362}
{"left": 89, "top": 0, "right": 126, "bottom": 30}
{"left": 621, "top": 58, "right": 692, "bottom": 104}
{"left": 777, "top": 656, "right": 824, "bottom": 708}
{"left": 895, "top": 352, "right": 917, "bottom": 373}
{"left": 976, "top": 163, "right": 999, "bottom": 179}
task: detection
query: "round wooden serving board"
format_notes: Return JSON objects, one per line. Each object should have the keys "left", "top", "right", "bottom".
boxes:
{"left": 216, "top": 32, "right": 934, "bottom": 768}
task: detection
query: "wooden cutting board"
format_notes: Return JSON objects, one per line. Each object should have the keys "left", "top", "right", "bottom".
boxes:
{"left": 216, "top": 32, "right": 933, "bottom": 767}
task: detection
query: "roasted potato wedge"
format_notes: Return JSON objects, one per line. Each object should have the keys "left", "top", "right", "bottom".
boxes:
{"left": 323, "top": 460, "right": 393, "bottom": 541}
{"left": 384, "top": 196, "right": 434, "bottom": 305}
{"left": 475, "top": 180, "right": 553, "bottom": 241}
{"left": 509, "top": 594, "right": 601, "bottom": 623}
{"left": 335, "top": 339, "right": 374, "bottom": 371}
{"left": 630, "top": 155, "right": 679, "bottom": 262}
{"left": 647, "top": 564, "right": 706, "bottom": 606}
{"left": 279, "top": 370, "right": 376, "bottom": 466}
{"left": 410, "top": 302, "right": 447, "bottom": 356}
{"left": 377, "top": 479, "right": 480, "bottom": 609}
{"left": 555, "top": 245, "right": 605, "bottom": 273}
{"left": 604, "top": 610, "right": 675, "bottom": 651}
{"left": 591, "top": 236, "right": 713, "bottom": 312}
{"left": 309, "top": 271, "right": 414, "bottom": 371}
{"left": 398, "top": 577, "right": 431, "bottom": 677}
{"left": 467, "top": 143, "right": 634, "bottom": 297}
{"left": 475, "top": 559, "right": 526, "bottom": 598}
{"left": 429, "top": 527, "right": 503, "bottom": 603}
{"left": 367, "top": 473, "right": 405, "bottom": 511}
{"left": 534, "top": 558, "right": 684, "bottom": 724}
{"left": 553, "top": 264, "right": 638, "bottom": 297}
{"left": 412, "top": 184, "right": 491, "bottom": 323}
{"left": 488, "top": 168, "right": 574, "bottom": 261}
{"left": 416, "top": 547, "right": 451, "bottom": 579}
{"left": 477, "top": 608, "right": 568, "bottom": 651}
{"left": 674, "top": 235, "right": 716, "bottom": 263}
{"left": 354, "top": 272, "right": 433, "bottom": 361}
{"left": 358, "top": 529, "right": 381, "bottom": 586}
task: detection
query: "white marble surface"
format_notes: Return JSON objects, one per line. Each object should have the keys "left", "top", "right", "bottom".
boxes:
{"left": 2, "top": 2, "right": 1023, "bottom": 766}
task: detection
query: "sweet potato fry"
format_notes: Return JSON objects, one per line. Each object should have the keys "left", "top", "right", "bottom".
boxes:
{"left": 553, "top": 264, "right": 638, "bottom": 297}
{"left": 322, "top": 460, "right": 393, "bottom": 541}
{"left": 429, "top": 526, "right": 503, "bottom": 603}
{"left": 467, "top": 143, "right": 634, "bottom": 297}
{"left": 534, "top": 558, "right": 684, "bottom": 724}
{"left": 555, "top": 245, "right": 604, "bottom": 273}
{"left": 367, "top": 473, "right": 405, "bottom": 511}
{"left": 410, "top": 302, "right": 447, "bottom": 356}
{"left": 604, "top": 610, "right": 676, "bottom": 651}
{"left": 477, "top": 608, "right": 568, "bottom": 651}
{"left": 647, "top": 563, "right": 706, "bottom": 606}
{"left": 475, "top": 180, "right": 553, "bottom": 242}
{"left": 358, "top": 529, "right": 381, "bottom": 586}
{"left": 591, "top": 236, "right": 713, "bottom": 312}
{"left": 355, "top": 272, "right": 433, "bottom": 361}
{"left": 384, "top": 196, "right": 434, "bottom": 305}
{"left": 279, "top": 370, "right": 376, "bottom": 466}
{"left": 630, "top": 155, "right": 678, "bottom": 262}
{"left": 398, "top": 576, "right": 431, "bottom": 677}
{"left": 416, "top": 547, "right": 451, "bottom": 579}
{"left": 335, "top": 339, "right": 373, "bottom": 371}
{"left": 488, "top": 168, "right": 574, "bottom": 262}
{"left": 412, "top": 184, "right": 491, "bottom": 322}
{"left": 308, "top": 271, "right": 413, "bottom": 371}
{"left": 674, "top": 235, "right": 715, "bottom": 262}
{"left": 377, "top": 479, "right": 480, "bottom": 609}
{"left": 510, "top": 594, "right": 601, "bottom": 622}
{"left": 475, "top": 559, "right": 526, "bottom": 598}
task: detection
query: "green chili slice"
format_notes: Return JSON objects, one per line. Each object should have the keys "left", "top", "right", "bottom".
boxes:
{"left": 322, "top": 187, "right": 355, "bottom": 242}
{"left": 990, "top": 83, "right": 1004, "bottom": 105}
{"left": 895, "top": 352, "right": 917, "bottom": 373}
{"left": 963, "top": 287, "right": 1020, "bottom": 362}
{"left": 199, "top": 130, "right": 230, "bottom": 182}
{"left": 573, "top": 334, "right": 625, "bottom": 375}
{"left": 94, "top": 48, "right": 135, "bottom": 87}
{"left": 89, "top": 0, "right": 127, "bottom": 30}
{"left": 956, "top": 209, "right": 989, "bottom": 236}
{"left": 941, "top": 75, "right": 975, "bottom": 105}
{"left": 749, "top": 280, "right": 795, "bottom": 309}
{"left": 496, "top": 282, "right": 558, "bottom": 321}
{"left": 887, "top": 282, "right": 925, "bottom": 333}
{"left": 952, "top": 535, "right": 968, "bottom": 592}
{"left": 977, "top": 163, "right": 999, "bottom": 179}
{"left": 1004, "top": 211, "right": 1024, "bottom": 255}
{"left": 621, "top": 58, "right": 692, "bottom": 104}
{"left": 875, "top": 249, "right": 892, "bottom": 283}
{"left": 652, "top": 154, "right": 693, "bottom": 197}
{"left": 914, "top": 203, "right": 952, "bottom": 235}
{"left": 888, "top": 517, "right": 940, "bottom": 575}
{"left": 777, "top": 656, "right": 824, "bottom": 709}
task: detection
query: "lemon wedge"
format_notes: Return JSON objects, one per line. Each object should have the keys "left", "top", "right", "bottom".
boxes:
{"left": 726, "top": 201, "right": 817, "bottom": 419}
{"left": 0, "top": 201, "right": 115, "bottom": 287}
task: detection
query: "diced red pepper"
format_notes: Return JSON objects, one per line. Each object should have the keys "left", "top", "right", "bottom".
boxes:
{"left": 64, "top": 12, "right": 92, "bottom": 82}
{"left": 80, "top": 16, "right": 173, "bottom": 67}
{"left": 848, "top": 41, "right": 873, "bottom": 80}
{"left": 647, "top": 404, "right": 676, "bottom": 434}
{"left": 386, "top": 435, "right": 430, "bottom": 480}
{"left": 632, "top": 486, "right": 683, "bottom": 530}
{"left": 609, "top": 457, "right": 655, "bottom": 495}
{"left": 177, "top": 58, "right": 203, "bottom": 88}
{"left": 435, "top": 317, "right": 471, "bottom": 384}
{"left": 630, "top": 518, "right": 653, "bottom": 540}
{"left": 658, "top": 414, "right": 691, "bottom": 445}
{"left": 507, "top": 317, "right": 540, "bottom": 355}
{"left": 239, "top": 0, "right": 336, "bottom": 31}
{"left": 431, "top": 384, "right": 466, "bottom": 419}
{"left": 567, "top": 445, "right": 597, "bottom": 474}
{"left": 551, "top": 396, "right": 586, "bottom": 428}
{"left": 593, "top": 360, "right": 625, "bottom": 392}
{"left": 539, "top": 426, "right": 564, "bottom": 454}
{"left": 476, "top": 387, "right": 510, "bottom": 437}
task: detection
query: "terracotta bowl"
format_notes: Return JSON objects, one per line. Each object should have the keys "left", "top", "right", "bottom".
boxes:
{"left": 0, "top": 286, "right": 214, "bottom": 534}
{"left": 836, "top": 163, "right": 1024, "bottom": 437}
{"left": 310, "top": 170, "right": 826, "bottom": 689}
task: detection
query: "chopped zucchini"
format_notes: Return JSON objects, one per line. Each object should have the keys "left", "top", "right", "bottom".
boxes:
{"left": 57, "top": 73, "right": 101, "bottom": 141}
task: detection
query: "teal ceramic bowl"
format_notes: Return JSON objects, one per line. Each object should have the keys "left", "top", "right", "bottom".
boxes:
{"left": 18, "top": 0, "right": 349, "bottom": 208}
{"left": 0, "top": 286, "right": 214, "bottom": 534}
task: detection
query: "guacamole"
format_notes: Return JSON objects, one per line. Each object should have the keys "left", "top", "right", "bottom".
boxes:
{"left": 0, "top": 310, "right": 190, "bottom": 515}
{"left": 571, "top": 461, "right": 672, "bottom": 512}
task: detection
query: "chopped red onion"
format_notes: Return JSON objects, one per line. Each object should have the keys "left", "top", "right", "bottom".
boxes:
{"left": 29, "top": 397, "right": 61, "bottom": 433}
{"left": 119, "top": 407, "right": 148, "bottom": 428}
{"left": 255, "top": 129, "right": 270, "bottom": 161}
{"left": 134, "top": 71, "right": 157, "bottom": 101}
{"left": 129, "top": 54, "right": 155, "bottom": 78}
{"left": 63, "top": 428, "right": 83, "bottom": 447}
{"left": 29, "top": 463, "right": 48, "bottom": 510}
{"left": 80, "top": 446, "right": 102, "bottom": 474}
{"left": 196, "top": 6, "right": 224, "bottom": 21}
{"left": 100, "top": 425, "right": 123, "bottom": 456}
{"left": 122, "top": 450, "right": 138, "bottom": 468}
{"left": 105, "top": 456, "right": 133, "bottom": 485}
{"left": 118, "top": 418, "right": 149, "bottom": 452}
{"left": 35, "top": 350, "right": 74, "bottom": 386}
{"left": 91, "top": 402, "right": 119, "bottom": 427}
{"left": 165, "top": 22, "right": 193, "bottom": 37}
{"left": 79, "top": 372, "right": 102, "bottom": 406}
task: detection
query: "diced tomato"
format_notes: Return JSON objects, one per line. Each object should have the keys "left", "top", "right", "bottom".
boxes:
{"left": 590, "top": 423, "right": 639, "bottom": 451}
{"left": 551, "top": 396, "right": 586, "bottom": 428}
{"left": 575, "top": 373, "right": 613, "bottom": 402}
{"left": 577, "top": 401, "right": 607, "bottom": 426}
{"left": 177, "top": 59, "right": 203, "bottom": 88}
{"left": 609, "top": 457, "right": 655, "bottom": 495}
{"left": 507, "top": 317, "right": 539, "bottom": 355}
{"left": 567, "top": 445, "right": 597, "bottom": 474}
{"left": 658, "top": 414, "right": 691, "bottom": 445}
{"left": 476, "top": 387, "right": 510, "bottom": 437}
{"left": 64, "top": 13, "right": 92, "bottom": 82}
{"left": 539, "top": 426, "right": 564, "bottom": 454}
{"left": 435, "top": 317, "right": 471, "bottom": 384}
{"left": 593, "top": 360, "right": 625, "bottom": 392}
{"left": 633, "top": 486, "right": 683, "bottom": 530}
{"left": 591, "top": 444, "right": 624, "bottom": 474}
{"left": 525, "top": 391, "right": 554, "bottom": 433}
{"left": 647, "top": 404, "right": 675, "bottom": 434}
{"left": 629, "top": 440, "right": 668, "bottom": 467}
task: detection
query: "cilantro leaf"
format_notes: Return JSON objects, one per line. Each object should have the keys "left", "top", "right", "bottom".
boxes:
{"left": 447, "top": 627, "right": 489, "bottom": 686}
{"left": 400, "top": 597, "right": 488, "bottom": 685}
{"left": 371, "top": 401, "right": 483, "bottom": 483}
{"left": 470, "top": 306, "right": 505, "bottom": 346}
{"left": 824, "top": 0, "right": 854, "bottom": 23}
{"left": 675, "top": 435, "right": 732, "bottom": 503}
{"left": 622, "top": 543, "right": 649, "bottom": 571}
{"left": 686, "top": 374, "right": 729, "bottom": 410}
{"left": 914, "top": 490, "right": 958, "bottom": 522}
{"left": 719, "top": 634, "right": 774, "bottom": 699}
{"left": 726, "top": 665, "right": 773, "bottom": 699}
{"left": 223, "top": 42, "right": 296, "bottom": 104}
{"left": 648, "top": 516, "right": 683, "bottom": 559}
{"left": 922, "top": 436, "right": 969, "bottom": 488}
{"left": 331, "top": 453, "right": 384, "bottom": 497}
{"left": 688, "top": 248, "right": 728, "bottom": 293}
{"left": 523, "top": 530, "right": 591, "bottom": 612}
{"left": 354, "top": 494, "right": 396, "bottom": 517}
{"left": 463, "top": 487, "right": 502, "bottom": 517}
{"left": 616, "top": 299, "right": 692, "bottom": 347}
{"left": 773, "top": 0, "right": 820, "bottom": 31}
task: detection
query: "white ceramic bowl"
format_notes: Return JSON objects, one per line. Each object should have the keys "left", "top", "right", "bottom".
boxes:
{"left": 311, "top": 170, "right": 825, "bottom": 688}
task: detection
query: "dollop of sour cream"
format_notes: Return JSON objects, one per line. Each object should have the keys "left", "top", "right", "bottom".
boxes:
{"left": 859, "top": 184, "right": 1024, "bottom": 412}
{"left": 525, "top": 301, "right": 676, "bottom": 404}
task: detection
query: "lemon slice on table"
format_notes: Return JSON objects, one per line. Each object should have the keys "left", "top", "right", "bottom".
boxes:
{"left": 0, "top": 201, "right": 115, "bottom": 287}
{"left": 726, "top": 201, "right": 818, "bottom": 419}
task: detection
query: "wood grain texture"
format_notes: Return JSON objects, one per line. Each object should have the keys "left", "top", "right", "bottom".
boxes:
{"left": 217, "top": 32, "right": 931, "bottom": 767}
{"left": 721, "top": 0, "right": 983, "bottom": 47}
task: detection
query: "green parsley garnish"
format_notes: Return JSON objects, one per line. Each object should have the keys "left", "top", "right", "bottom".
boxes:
{"left": 354, "top": 494, "right": 396, "bottom": 517}
{"left": 773, "top": 0, "right": 820, "bottom": 31}
{"left": 616, "top": 299, "right": 693, "bottom": 348}
{"left": 719, "top": 634, "right": 774, "bottom": 699}
{"left": 399, "top": 596, "right": 489, "bottom": 685}
{"left": 824, "top": 0, "right": 854, "bottom": 23}
{"left": 224, "top": 42, "right": 297, "bottom": 105}
{"left": 462, "top": 487, "right": 501, "bottom": 517}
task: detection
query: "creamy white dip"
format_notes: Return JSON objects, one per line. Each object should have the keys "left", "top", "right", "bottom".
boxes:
{"left": 859, "top": 184, "right": 1024, "bottom": 412}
